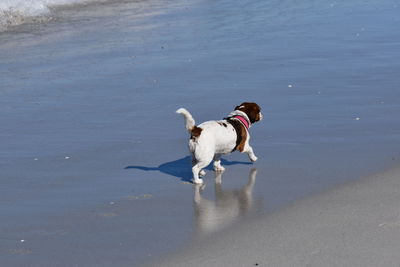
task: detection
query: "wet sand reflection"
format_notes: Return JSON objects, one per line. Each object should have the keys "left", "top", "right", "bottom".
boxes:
{"left": 193, "top": 168, "right": 261, "bottom": 236}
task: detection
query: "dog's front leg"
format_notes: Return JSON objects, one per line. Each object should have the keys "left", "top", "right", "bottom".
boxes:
{"left": 243, "top": 144, "right": 258, "bottom": 162}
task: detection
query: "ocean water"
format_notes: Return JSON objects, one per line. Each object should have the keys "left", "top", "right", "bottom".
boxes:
{"left": 1, "top": 0, "right": 400, "bottom": 266}
{"left": 0, "top": 0, "right": 114, "bottom": 31}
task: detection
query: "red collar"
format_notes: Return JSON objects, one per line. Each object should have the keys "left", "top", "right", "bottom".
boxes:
{"left": 232, "top": 115, "right": 250, "bottom": 130}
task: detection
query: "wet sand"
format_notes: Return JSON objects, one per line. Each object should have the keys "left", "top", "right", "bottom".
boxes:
{"left": 149, "top": 165, "right": 400, "bottom": 267}
{"left": 1, "top": 0, "right": 400, "bottom": 266}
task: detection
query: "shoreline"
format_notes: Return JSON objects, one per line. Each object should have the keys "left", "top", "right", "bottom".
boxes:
{"left": 147, "top": 163, "right": 400, "bottom": 267}
{"left": 1, "top": 0, "right": 400, "bottom": 265}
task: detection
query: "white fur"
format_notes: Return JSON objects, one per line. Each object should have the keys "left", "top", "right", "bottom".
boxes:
{"left": 176, "top": 108, "right": 259, "bottom": 184}
{"left": 176, "top": 108, "right": 195, "bottom": 133}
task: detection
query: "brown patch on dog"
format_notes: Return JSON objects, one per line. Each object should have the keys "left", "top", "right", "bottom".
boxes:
{"left": 218, "top": 122, "right": 228, "bottom": 127}
{"left": 235, "top": 102, "right": 262, "bottom": 123}
{"left": 227, "top": 119, "right": 247, "bottom": 152}
{"left": 190, "top": 126, "right": 203, "bottom": 140}
{"left": 236, "top": 125, "right": 247, "bottom": 152}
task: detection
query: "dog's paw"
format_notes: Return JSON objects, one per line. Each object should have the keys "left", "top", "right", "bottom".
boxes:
{"left": 199, "top": 170, "right": 206, "bottom": 177}
{"left": 192, "top": 178, "right": 204, "bottom": 185}
{"left": 250, "top": 155, "right": 258, "bottom": 162}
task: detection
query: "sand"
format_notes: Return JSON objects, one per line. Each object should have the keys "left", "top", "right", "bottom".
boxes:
{"left": 149, "top": 165, "right": 400, "bottom": 267}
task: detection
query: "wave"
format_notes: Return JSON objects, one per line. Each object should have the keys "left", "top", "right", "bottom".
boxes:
{"left": 0, "top": 0, "right": 108, "bottom": 31}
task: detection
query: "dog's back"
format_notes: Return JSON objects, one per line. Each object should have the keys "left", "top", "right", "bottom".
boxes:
{"left": 194, "top": 121, "right": 237, "bottom": 154}
{"left": 176, "top": 108, "right": 237, "bottom": 155}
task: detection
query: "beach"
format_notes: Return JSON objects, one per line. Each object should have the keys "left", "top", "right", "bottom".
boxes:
{"left": 1, "top": 0, "right": 400, "bottom": 266}
{"left": 148, "top": 165, "right": 400, "bottom": 267}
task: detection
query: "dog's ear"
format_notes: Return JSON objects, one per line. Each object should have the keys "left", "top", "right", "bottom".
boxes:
{"left": 235, "top": 102, "right": 262, "bottom": 123}
{"left": 235, "top": 105, "right": 239, "bottom": 110}
{"left": 235, "top": 104, "right": 245, "bottom": 111}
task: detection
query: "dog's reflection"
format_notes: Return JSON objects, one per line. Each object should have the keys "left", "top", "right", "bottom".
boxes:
{"left": 193, "top": 168, "right": 258, "bottom": 236}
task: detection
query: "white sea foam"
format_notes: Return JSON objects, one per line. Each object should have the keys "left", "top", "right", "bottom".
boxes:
{"left": 0, "top": 0, "right": 101, "bottom": 31}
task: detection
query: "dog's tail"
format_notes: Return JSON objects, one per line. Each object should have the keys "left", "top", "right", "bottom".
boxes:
{"left": 176, "top": 108, "right": 196, "bottom": 133}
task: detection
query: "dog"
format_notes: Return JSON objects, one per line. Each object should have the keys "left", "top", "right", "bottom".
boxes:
{"left": 176, "top": 102, "right": 262, "bottom": 184}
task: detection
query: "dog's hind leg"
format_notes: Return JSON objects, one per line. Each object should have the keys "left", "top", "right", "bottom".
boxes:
{"left": 199, "top": 169, "right": 206, "bottom": 177}
{"left": 192, "top": 157, "right": 212, "bottom": 184}
{"left": 213, "top": 154, "right": 225, "bottom": 172}
{"left": 192, "top": 165, "right": 204, "bottom": 184}
{"left": 192, "top": 156, "right": 206, "bottom": 177}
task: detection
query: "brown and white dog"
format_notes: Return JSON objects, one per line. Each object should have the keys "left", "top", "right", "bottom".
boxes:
{"left": 176, "top": 102, "right": 262, "bottom": 184}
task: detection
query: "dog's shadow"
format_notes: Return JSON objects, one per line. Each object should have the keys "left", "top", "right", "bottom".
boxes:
{"left": 125, "top": 156, "right": 252, "bottom": 182}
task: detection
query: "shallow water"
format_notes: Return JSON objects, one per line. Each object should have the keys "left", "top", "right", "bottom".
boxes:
{"left": 1, "top": 0, "right": 400, "bottom": 265}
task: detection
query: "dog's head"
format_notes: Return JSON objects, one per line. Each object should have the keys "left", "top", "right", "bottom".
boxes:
{"left": 234, "top": 102, "right": 263, "bottom": 124}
